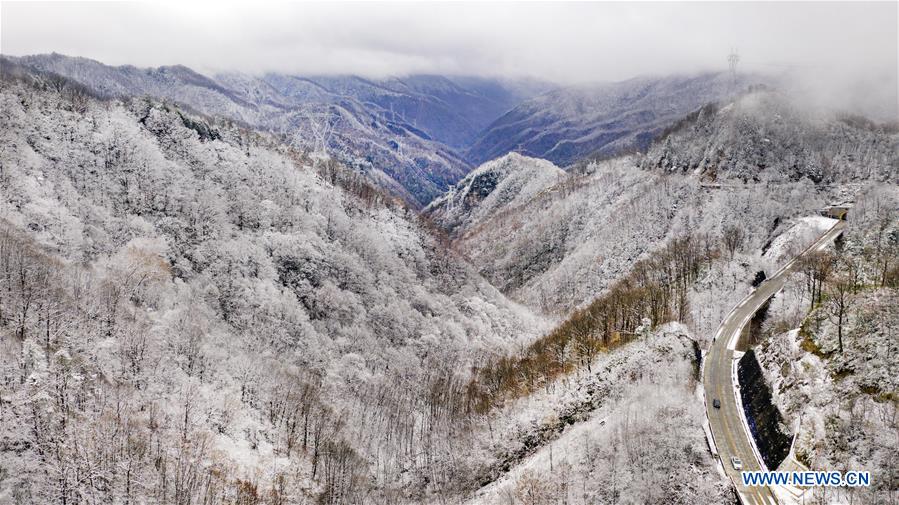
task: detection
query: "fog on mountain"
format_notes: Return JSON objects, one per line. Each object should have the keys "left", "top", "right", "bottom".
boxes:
{"left": 0, "top": 4, "right": 897, "bottom": 505}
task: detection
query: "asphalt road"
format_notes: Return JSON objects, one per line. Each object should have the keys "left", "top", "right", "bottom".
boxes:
{"left": 703, "top": 220, "right": 846, "bottom": 505}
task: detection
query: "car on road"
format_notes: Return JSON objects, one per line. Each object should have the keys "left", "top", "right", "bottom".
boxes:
{"left": 712, "top": 398, "right": 721, "bottom": 409}
{"left": 731, "top": 457, "right": 743, "bottom": 470}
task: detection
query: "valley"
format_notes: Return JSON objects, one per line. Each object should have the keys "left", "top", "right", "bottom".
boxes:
{"left": 0, "top": 3, "right": 896, "bottom": 503}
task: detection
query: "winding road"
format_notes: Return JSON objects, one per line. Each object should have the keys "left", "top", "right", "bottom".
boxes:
{"left": 703, "top": 220, "right": 846, "bottom": 505}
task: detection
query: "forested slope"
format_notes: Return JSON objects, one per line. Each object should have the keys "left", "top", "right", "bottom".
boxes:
{"left": 643, "top": 92, "right": 899, "bottom": 183}
{"left": 466, "top": 72, "right": 761, "bottom": 166}
{"left": 4, "top": 54, "right": 544, "bottom": 206}
{"left": 755, "top": 188, "right": 898, "bottom": 504}
{"left": 0, "top": 73, "right": 546, "bottom": 504}
{"left": 433, "top": 91, "right": 897, "bottom": 315}
{"left": 424, "top": 153, "right": 565, "bottom": 236}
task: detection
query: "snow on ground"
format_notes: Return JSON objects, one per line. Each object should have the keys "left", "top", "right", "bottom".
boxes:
{"left": 463, "top": 324, "right": 729, "bottom": 505}
{"left": 424, "top": 153, "right": 565, "bottom": 235}
{"left": 455, "top": 211, "right": 850, "bottom": 503}
{"left": 757, "top": 289, "right": 898, "bottom": 504}
{"left": 761, "top": 216, "right": 837, "bottom": 271}
{"left": 688, "top": 214, "right": 839, "bottom": 347}
{"left": 688, "top": 255, "right": 759, "bottom": 347}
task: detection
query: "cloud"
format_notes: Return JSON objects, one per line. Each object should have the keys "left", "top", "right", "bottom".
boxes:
{"left": 1, "top": 1, "right": 896, "bottom": 116}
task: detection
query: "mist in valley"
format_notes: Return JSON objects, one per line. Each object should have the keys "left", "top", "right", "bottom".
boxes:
{"left": 0, "top": 2, "right": 896, "bottom": 505}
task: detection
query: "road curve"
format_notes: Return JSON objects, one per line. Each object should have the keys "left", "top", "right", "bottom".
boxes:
{"left": 703, "top": 220, "right": 846, "bottom": 505}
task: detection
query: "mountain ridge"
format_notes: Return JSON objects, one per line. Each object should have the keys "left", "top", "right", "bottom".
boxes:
{"left": 2, "top": 52, "right": 553, "bottom": 206}
{"left": 424, "top": 153, "right": 565, "bottom": 236}
{"left": 466, "top": 72, "right": 769, "bottom": 167}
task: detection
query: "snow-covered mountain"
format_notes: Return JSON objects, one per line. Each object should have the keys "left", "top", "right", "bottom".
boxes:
{"left": 2, "top": 51, "right": 897, "bottom": 505}
{"left": 433, "top": 90, "right": 897, "bottom": 315}
{"left": 643, "top": 91, "right": 899, "bottom": 183}
{"left": 467, "top": 72, "right": 766, "bottom": 167}
{"left": 2, "top": 54, "right": 551, "bottom": 206}
{"left": 424, "top": 153, "right": 565, "bottom": 235}
{"left": 0, "top": 73, "right": 549, "bottom": 504}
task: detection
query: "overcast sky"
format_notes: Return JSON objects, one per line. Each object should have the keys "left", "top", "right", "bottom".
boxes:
{"left": 1, "top": 2, "right": 896, "bottom": 88}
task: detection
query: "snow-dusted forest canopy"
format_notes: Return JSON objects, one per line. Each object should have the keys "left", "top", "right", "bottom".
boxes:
{"left": 0, "top": 46, "right": 897, "bottom": 505}
{"left": 0, "top": 54, "right": 554, "bottom": 208}
{"left": 0, "top": 71, "right": 548, "bottom": 504}
{"left": 753, "top": 187, "right": 899, "bottom": 504}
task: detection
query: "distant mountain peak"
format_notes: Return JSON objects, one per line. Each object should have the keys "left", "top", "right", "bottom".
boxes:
{"left": 467, "top": 72, "right": 769, "bottom": 167}
{"left": 3, "top": 53, "right": 553, "bottom": 206}
{"left": 643, "top": 90, "right": 899, "bottom": 184}
{"left": 425, "top": 153, "right": 565, "bottom": 235}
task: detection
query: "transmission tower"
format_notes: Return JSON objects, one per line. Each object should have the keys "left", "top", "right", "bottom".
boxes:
{"left": 727, "top": 48, "right": 740, "bottom": 84}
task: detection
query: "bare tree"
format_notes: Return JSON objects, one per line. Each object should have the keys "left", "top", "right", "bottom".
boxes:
{"left": 722, "top": 225, "right": 745, "bottom": 260}
{"left": 826, "top": 272, "right": 853, "bottom": 353}
{"left": 799, "top": 251, "right": 833, "bottom": 311}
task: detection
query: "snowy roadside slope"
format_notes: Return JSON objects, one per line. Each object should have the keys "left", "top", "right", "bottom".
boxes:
{"left": 754, "top": 189, "right": 899, "bottom": 504}
{"left": 462, "top": 324, "right": 729, "bottom": 505}
{"left": 756, "top": 294, "right": 898, "bottom": 505}
{"left": 762, "top": 215, "right": 838, "bottom": 268}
